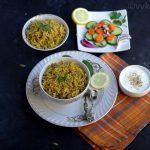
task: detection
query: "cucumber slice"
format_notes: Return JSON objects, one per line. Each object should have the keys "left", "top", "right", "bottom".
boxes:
{"left": 93, "top": 33, "right": 99, "bottom": 40}
{"left": 101, "top": 19, "right": 111, "bottom": 25}
{"left": 94, "top": 39, "right": 107, "bottom": 47}
{"left": 107, "top": 36, "right": 117, "bottom": 45}
{"left": 111, "top": 26, "right": 122, "bottom": 36}
{"left": 85, "top": 32, "right": 93, "bottom": 41}
{"left": 86, "top": 21, "right": 97, "bottom": 29}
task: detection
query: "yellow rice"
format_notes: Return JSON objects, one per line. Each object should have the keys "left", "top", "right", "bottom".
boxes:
{"left": 42, "top": 61, "right": 87, "bottom": 99}
{"left": 26, "top": 19, "right": 66, "bottom": 49}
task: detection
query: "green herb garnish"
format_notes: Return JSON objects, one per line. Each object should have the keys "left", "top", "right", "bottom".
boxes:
{"left": 109, "top": 11, "right": 126, "bottom": 26}
{"left": 110, "top": 11, "right": 121, "bottom": 19}
{"left": 122, "top": 15, "right": 126, "bottom": 23}
{"left": 36, "top": 22, "right": 50, "bottom": 32}
{"left": 113, "top": 20, "right": 122, "bottom": 26}
{"left": 57, "top": 73, "right": 68, "bottom": 82}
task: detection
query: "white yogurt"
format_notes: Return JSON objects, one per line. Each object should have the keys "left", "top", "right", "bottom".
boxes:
{"left": 120, "top": 65, "right": 150, "bottom": 93}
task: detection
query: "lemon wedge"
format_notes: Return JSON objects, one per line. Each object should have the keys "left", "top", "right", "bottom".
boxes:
{"left": 72, "top": 8, "right": 91, "bottom": 25}
{"left": 90, "top": 72, "right": 109, "bottom": 89}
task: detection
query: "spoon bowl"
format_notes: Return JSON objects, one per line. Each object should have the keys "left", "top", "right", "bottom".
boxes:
{"left": 90, "top": 90, "right": 98, "bottom": 100}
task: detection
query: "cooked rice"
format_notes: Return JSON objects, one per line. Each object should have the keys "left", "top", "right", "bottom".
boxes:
{"left": 42, "top": 61, "right": 88, "bottom": 99}
{"left": 26, "top": 19, "right": 66, "bottom": 49}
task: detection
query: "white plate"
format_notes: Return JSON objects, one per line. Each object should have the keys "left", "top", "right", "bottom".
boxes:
{"left": 26, "top": 51, "right": 118, "bottom": 127}
{"left": 77, "top": 9, "right": 130, "bottom": 53}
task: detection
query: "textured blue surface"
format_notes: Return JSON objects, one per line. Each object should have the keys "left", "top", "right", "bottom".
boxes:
{"left": 0, "top": 0, "right": 150, "bottom": 150}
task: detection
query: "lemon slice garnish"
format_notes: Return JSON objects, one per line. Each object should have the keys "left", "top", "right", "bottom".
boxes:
{"left": 72, "top": 8, "right": 91, "bottom": 25}
{"left": 91, "top": 72, "right": 109, "bottom": 89}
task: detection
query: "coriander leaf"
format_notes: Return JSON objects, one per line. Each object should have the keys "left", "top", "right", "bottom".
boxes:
{"left": 42, "top": 24, "right": 49, "bottom": 31}
{"left": 63, "top": 73, "right": 68, "bottom": 80}
{"left": 57, "top": 76, "right": 64, "bottom": 82}
{"left": 110, "top": 11, "right": 121, "bottom": 19}
{"left": 37, "top": 22, "right": 49, "bottom": 32}
{"left": 113, "top": 20, "right": 122, "bottom": 26}
{"left": 122, "top": 15, "right": 126, "bottom": 23}
{"left": 117, "top": 12, "right": 121, "bottom": 18}
{"left": 110, "top": 11, "right": 118, "bottom": 19}
{"left": 57, "top": 73, "right": 68, "bottom": 82}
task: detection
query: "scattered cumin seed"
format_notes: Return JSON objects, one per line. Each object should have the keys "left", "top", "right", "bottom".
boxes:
{"left": 128, "top": 72, "right": 143, "bottom": 87}
{"left": 51, "top": 142, "right": 59, "bottom": 147}
{"left": 19, "top": 64, "right": 26, "bottom": 68}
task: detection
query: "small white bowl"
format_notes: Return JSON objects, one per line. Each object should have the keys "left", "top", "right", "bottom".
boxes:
{"left": 39, "top": 57, "right": 90, "bottom": 104}
{"left": 119, "top": 65, "right": 150, "bottom": 97}
{"left": 22, "top": 14, "right": 69, "bottom": 51}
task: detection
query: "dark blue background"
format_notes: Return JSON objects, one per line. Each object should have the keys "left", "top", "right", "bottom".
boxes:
{"left": 0, "top": 0, "right": 150, "bottom": 150}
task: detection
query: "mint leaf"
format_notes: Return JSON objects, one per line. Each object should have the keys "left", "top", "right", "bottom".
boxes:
{"left": 113, "top": 20, "right": 122, "bottom": 26}
{"left": 122, "top": 15, "right": 126, "bottom": 23}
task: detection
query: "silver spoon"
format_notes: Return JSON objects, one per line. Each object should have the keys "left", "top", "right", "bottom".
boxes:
{"left": 83, "top": 89, "right": 98, "bottom": 122}
{"left": 87, "top": 90, "right": 98, "bottom": 122}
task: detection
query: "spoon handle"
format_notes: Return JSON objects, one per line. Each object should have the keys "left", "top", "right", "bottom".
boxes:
{"left": 84, "top": 95, "right": 89, "bottom": 114}
{"left": 87, "top": 96, "right": 94, "bottom": 122}
{"left": 89, "top": 97, "right": 94, "bottom": 113}
{"left": 83, "top": 93, "right": 95, "bottom": 122}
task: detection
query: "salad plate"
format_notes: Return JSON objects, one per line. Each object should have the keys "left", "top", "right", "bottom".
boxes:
{"left": 77, "top": 9, "right": 130, "bottom": 53}
{"left": 26, "top": 51, "right": 118, "bottom": 127}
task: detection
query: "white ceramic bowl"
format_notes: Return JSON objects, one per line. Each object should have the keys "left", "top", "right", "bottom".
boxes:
{"left": 22, "top": 14, "right": 69, "bottom": 51}
{"left": 39, "top": 57, "right": 90, "bottom": 104}
{"left": 119, "top": 65, "right": 150, "bottom": 97}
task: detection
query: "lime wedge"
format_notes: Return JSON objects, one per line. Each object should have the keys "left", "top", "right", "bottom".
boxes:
{"left": 72, "top": 8, "right": 91, "bottom": 25}
{"left": 90, "top": 72, "right": 109, "bottom": 89}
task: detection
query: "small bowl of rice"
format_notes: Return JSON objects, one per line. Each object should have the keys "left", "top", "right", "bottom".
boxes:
{"left": 39, "top": 57, "right": 90, "bottom": 104}
{"left": 22, "top": 14, "right": 69, "bottom": 51}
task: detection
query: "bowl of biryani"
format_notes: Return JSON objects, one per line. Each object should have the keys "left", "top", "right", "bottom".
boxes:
{"left": 22, "top": 14, "right": 69, "bottom": 51}
{"left": 39, "top": 57, "right": 90, "bottom": 104}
